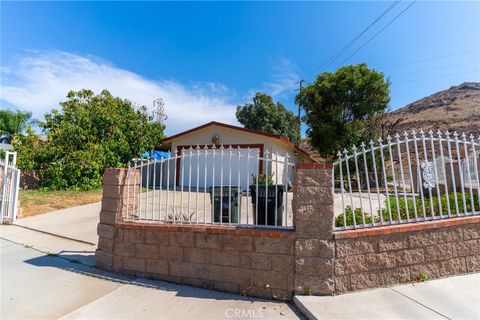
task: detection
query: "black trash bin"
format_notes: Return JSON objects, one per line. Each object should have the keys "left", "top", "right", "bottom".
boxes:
{"left": 209, "top": 186, "right": 240, "bottom": 223}
{"left": 249, "top": 185, "right": 284, "bottom": 226}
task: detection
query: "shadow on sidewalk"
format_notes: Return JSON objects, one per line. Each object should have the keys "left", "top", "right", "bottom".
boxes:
{"left": 24, "top": 251, "right": 302, "bottom": 315}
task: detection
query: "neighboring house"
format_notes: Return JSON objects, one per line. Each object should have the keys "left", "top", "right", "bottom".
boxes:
{"left": 0, "top": 143, "right": 13, "bottom": 151}
{"left": 0, "top": 134, "right": 13, "bottom": 151}
{"left": 157, "top": 121, "right": 317, "bottom": 189}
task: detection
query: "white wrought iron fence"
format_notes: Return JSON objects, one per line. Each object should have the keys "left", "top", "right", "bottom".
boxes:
{"left": 124, "top": 145, "right": 295, "bottom": 229}
{"left": 1, "top": 151, "right": 20, "bottom": 224}
{"left": 333, "top": 130, "right": 480, "bottom": 230}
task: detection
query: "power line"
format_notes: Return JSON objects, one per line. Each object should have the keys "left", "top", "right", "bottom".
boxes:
{"left": 304, "top": 1, "right": 401, "bottom": 81}
{"left": 392, "top": 70, "right": 479, "bottom": 84}
{"left": 322, "top": 1, "right": 401, "bottom": 70}
{"left": 340, "top": 0, "right": 417, "bottom": 66}
{"left": 388, "top": 60, "right": 480, "bottom": 77}
{"left": 377, "top": 50, "right": 479, "bottom": 69}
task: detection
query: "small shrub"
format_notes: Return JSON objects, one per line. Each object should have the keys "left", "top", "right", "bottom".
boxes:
{"left": 418, "top": 273, "right": 429, "bottom": 282}
{"left": 251, "top": 173, "right": 274, "bottom": 186}
{"left": 303, "top": 283, "right": 311, "bottom": 295}
{"left": 383, "top": 192, "right": 479, "bottom": 221}
{"left": 337, "top": 192, "right": 479, "bottom": 227}
{"left": 335, "top": 206, "right": 378, "bottom": 227}
{"left": 165, "top": 207, "right": 197, "bottom": 223}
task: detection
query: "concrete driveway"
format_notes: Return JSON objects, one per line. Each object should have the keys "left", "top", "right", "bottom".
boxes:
{"left": 0, "top": 203, "right": 302, "bottom": 320}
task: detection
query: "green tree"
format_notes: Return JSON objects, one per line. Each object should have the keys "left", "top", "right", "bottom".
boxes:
{"left": 296, "top": 64, "right": 390, "bottom": 160}
{"left": 14, "top": 89, "right": 165, "bottom": 190}
{"left": 0, "top": 110, "right": 32, "bottom": 137}
{"left": 236, "top": 93, "right": 300, "bottom": 144}
{"left": 12, "top": 126, "right": 42, "bottom": 170}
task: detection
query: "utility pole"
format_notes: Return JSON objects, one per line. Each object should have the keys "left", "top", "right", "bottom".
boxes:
{"left": 295, "top": 80, "right": 305, "bottom": 144}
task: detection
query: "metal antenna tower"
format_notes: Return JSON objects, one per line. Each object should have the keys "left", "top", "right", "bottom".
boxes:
{"left": 152, "top": 98, "right": 168, "bottom": 125}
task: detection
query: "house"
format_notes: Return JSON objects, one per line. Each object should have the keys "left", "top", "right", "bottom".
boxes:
{"left": 156, "top": 121, "right": 317, "bottom": 189}
{"left": 0, "top": 134, "right": 13, "bottom": 151}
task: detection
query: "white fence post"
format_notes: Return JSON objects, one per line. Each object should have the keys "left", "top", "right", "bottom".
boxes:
{"left": 1, "top": 151, "right": 20, "bottom": 224}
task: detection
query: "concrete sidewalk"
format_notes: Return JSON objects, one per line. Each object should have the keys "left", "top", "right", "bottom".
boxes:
{"left": 14, "top": 202, "right": 101, "bottom": 244}
{"left": 294, "top": 273, "right": 480, "bottom": 320}
{"left": 0, "top": 237, "right": 301, "bottom": 320}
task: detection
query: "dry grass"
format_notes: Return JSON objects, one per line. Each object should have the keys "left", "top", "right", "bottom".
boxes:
{"left": 18, "top": 189, "right": 103, "bottom": 218}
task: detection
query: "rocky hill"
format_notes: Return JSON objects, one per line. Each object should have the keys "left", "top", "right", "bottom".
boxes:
{"left": 384, "top": 82, "right": 480, "bottom": 136}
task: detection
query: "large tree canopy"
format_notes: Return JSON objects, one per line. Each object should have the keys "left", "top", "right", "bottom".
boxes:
{"left": 296, "top": 64, "right": 390, "bottom": 159}
{"left": 236, "top": 93, "right": 300, "bottom": 144}
{"left": 14, "top": 89, "right": 165, "bottom": 190}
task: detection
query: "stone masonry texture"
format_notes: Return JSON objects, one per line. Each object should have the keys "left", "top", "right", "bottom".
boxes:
{"left": 98, "top": 223, "right": 296, "bottom": 300}
{"left": 333, "top": 223, "right": 480, "bottom": 293}
{"left": 293, "top": 167, "right": 335, "bottom": 296}
{"left": 96, "top": 168, "right": 480, "bottom": 301}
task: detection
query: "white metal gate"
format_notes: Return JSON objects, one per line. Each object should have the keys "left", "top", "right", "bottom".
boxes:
{"left": 1, "top": 151, "right": 20, "bottom": 224}
{"left": 126, "top": 146, "right": 295, "bottom": 228}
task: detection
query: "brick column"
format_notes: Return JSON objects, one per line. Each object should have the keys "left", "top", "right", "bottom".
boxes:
{"left": 293, "top": 163, "right": 335, "bottom": 295}
{"left": 95, "top": 168, "right": 138, "bottom": 269}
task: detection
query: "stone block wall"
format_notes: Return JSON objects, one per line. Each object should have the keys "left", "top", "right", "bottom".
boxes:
{"left": 96, "top": 168, "right": 296, "bottom": 300}
{"left": 96, "top": 166, "right": 480, "bottom": 301}
{"left": 102, "top": 224, "right": 295, "bottom": 300}
{"left": 333, "top": 217, "right": 480, "bottom": 293}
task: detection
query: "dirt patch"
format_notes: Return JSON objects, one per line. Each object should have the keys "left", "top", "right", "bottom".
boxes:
{"left": 18, "top": 189, "right": 102, "bottom": 217}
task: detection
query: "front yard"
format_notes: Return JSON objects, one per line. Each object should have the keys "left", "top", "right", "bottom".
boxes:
{"left": 18, "top": 189, "right": 103, "bottom": 218}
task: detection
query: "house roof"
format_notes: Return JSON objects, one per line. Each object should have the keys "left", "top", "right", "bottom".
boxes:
{"left": 161, "top": 121, "right": 319, "bottom": 162}
{"left": 300, "top": 138, "right": 325, "bottom": 163}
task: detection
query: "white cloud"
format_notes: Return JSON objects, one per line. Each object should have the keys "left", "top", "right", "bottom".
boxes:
{"left": 246, "top": 58, "right": 300, "bottom": 100}
{"left": 0, "top": 50, "right": 238, "bottom": 135}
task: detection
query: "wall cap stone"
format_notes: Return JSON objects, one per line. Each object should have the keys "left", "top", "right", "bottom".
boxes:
{"left": 334, "top": 216, "right": 480, "bottom": 239}
{"left": 116, "top": 222, "right": 296, "bottom": 238}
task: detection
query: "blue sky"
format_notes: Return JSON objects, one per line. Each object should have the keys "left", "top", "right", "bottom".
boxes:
{"left": 1, "top": 1, "right": 479, "bottom": 135}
